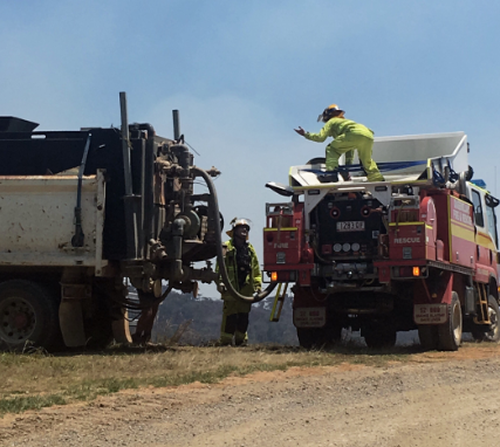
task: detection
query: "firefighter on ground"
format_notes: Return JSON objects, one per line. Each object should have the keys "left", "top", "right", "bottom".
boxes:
{"left": 217, "top": 218, "right": 262, "bottom": 346}
{"left": 294, "top": 104, "right": 384, "bottom": 183}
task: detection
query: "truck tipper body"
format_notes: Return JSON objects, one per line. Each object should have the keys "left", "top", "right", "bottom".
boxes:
{"left": 264, "top": 132, "right": 500, "bottom": 350}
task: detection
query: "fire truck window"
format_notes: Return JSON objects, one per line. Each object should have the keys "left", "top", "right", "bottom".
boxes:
{"left": 472, "top": 189, "right": 484, "bottom": 227}
{"left": 486, "top": 204, "right": 499, "bottom": 249}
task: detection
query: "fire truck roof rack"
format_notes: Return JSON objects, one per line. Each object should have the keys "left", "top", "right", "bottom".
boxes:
{"left": 290, "top": 131, "right": 468, "bottom": 190}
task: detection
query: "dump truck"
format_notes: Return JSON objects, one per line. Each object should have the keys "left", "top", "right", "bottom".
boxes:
{"left": 0, "top": 93, "right": 270, "bottom": 351}
{"left": 264, "top": 132, "right": 500, "bottom": 350}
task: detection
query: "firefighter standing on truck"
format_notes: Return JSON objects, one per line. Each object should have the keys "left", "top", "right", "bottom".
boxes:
{"left": 294, "top": 104, "right": 384, "bottom": 183}
{"left": 217, "top": 218, "right": 262, "bottom": 346}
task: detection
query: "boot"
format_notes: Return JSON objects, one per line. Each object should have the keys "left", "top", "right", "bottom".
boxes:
{"left": 318, "top": 171, "right": 339, "bottom": 183}
{"left": 338, "top": 167, "right": 351, "bottom": 181}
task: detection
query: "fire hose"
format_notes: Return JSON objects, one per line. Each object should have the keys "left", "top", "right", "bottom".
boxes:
{"left": 192, "top": 166, "right": 277, "bottom": 303}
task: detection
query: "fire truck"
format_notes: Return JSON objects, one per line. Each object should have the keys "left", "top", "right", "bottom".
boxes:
{"left": 264, "top": 132, "right": 500, "bottom": 351}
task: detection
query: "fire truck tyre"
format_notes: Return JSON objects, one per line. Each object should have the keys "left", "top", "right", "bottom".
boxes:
{"left": 471, "top": 296, "right": 500, "bottom": 343}
{"left": 0, "top": 280, "right": 61, "bottom": 352}
{"left": 418, "top": 325, "right": 439, "bottom": 350}
{"left": 297, "top": 328, "right": 328, "bottom": 349}
{"left": 363, "top": 326, "right": 397, "bottom": 349}
{"left": 297, "top": 319, "right": 343, "bottom": 349}
{"left": 438, "top": 292, "right": 462, "bottom": 351}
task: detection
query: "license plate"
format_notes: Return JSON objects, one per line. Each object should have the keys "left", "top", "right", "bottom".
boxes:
{"left": 293, "top": 307, "right": 326, "bottom": 328}
{"left": 336, "top": 221, "right": 365, "bottom": 232}
{"left": 414, "top": 304, "right": 447, "bottom": 324}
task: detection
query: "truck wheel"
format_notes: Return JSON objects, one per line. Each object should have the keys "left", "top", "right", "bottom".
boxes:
{"left": 471, "top": 296, "right": 500, "bottom": 343}
{"left": 297, "top": 328, "right": 324, "bottom": 349}
{"left": 84, "top": 299, "right": 114, "bottom": 350}
{"left": 418, "top": 325, "right": 439, "bottom": 350}
{"left": 438, "top": 292, "right": 462, "bottom": 351}
{"left": 0, "top": 280, "right": 61, "bottom": 351}
{"left": 297, "top": 320, "right": 342, "bottom": 349}
{"left": 297, "top": 327, "right": 328, "bottom": 349}
{"left": 363, "top": 326, "right": 397, "bottom": 349}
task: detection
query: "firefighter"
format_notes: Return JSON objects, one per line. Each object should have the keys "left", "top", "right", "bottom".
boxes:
{"left": 294, "top": 104, "right": 384, "bottom": 183}
{"left": 217, "top": 218, "right": 262, "bottom": 346}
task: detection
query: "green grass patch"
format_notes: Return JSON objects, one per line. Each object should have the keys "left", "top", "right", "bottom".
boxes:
{"left": 0, "top": 394, "right": 67, "bottom": 415}
{"left": 0, "top": 343, "right": 418, "bottom": 417}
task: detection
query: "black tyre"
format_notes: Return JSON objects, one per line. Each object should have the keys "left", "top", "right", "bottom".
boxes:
{"left": 363, "top": 325, "right": 397, "bottom": 349}
{"left": 297, "top": 328, "right": 324, "bottom": 349}
{"left": 471, "top": 296, "right": 500, "bottom": 343}
{"left": 85, "top": 278, "right": 123, "bottom": 350}
{"left": 84, "top": 299, "right": 114, "bottom": 350}
{"left": 297, "top": 317, "right": 343, "bottom": 349}
{"left": 438, "top": 291, "right": 462, "bottom": 351}
{"left": 418, "top": 324, "right": 439, "bottom": 350}
{"left": 0, "top": 280, "right": 61, "bottom": 351}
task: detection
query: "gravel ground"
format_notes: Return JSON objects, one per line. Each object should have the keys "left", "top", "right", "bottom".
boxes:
{"left": 1, "top": 347, "right": 500, "bottom": 447}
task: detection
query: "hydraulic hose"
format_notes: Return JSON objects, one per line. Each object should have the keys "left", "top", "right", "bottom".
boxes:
{"left": 192, "top": 166, "right": 277, "bottom": 303}
{"left": 71, "top": 133, "right": 92, "bottom": 247}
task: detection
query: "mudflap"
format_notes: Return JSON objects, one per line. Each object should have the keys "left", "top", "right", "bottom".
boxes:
{"left": 413, "top": 270, "right": 454, "bottom": 325}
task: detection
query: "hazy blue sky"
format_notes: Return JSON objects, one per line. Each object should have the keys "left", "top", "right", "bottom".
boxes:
{"left": 1, "top": 1, "right": 499, "bottom": 296}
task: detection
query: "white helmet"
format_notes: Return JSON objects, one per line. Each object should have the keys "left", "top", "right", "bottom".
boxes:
{"left": 226, "top": 217, "right": 252, "bottom": 238}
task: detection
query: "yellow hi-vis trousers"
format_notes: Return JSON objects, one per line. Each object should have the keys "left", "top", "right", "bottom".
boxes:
{"left": 325, "top": 132, "right": 384, "bottom": 181}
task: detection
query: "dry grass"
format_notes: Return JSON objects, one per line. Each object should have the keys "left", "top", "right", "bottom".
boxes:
{"left": 0, "top": 342, "right": 425, "bottom": 416}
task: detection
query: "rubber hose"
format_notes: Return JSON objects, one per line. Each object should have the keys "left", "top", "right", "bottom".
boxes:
{"left": 192, "top": 167, "right": 277, "bottom": 303}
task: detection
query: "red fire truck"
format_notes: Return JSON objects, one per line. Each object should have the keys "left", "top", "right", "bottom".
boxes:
{"left": 264, "top": 132, "right": 500, "bottom": 350}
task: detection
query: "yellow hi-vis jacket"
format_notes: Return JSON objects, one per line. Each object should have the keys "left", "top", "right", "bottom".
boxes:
{"left": 305, "top": 117, "right": 374, "bottom": 142}
{"left": 217, "top": 239, "right": 262, "bottom": 301}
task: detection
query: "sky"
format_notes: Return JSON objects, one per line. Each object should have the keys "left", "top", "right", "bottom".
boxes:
{"left": 1, "top": 0, "right": 500, "bottom": 297}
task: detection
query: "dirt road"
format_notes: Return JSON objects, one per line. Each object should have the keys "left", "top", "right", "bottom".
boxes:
{"left": 1, "top": 346, "right": 500, "bottom": 447}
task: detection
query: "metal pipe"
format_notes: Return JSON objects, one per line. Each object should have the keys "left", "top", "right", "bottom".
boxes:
{"left": 120, "top": 92, "right": 133, "bottom": 196}
{"left": 120, "top": 91, "right": 139, "bottom": 258}
{"left": 171, "top": 217, "right": 186, "bottom": 281}
{"left": 173, "top": 110, "right": 180, "bottom": 140}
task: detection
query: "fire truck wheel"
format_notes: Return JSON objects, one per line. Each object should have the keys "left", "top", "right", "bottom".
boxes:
{"left": 438, "top": 292, "right": 462, "bottom": 351}
{"left": 471, "top": 296, "right": 500, "bottom": 343}
{"left": 418, "top": 325, "right": 439, "bottom": 350}
{"left": 363, "top": 325, "right": 397, "bottom": 349}
{"left": 297, "top": 328, "right": 320, "bottom": 349}
{"left": 297, "top": 324, "right": 341, "bottom": 349}
{"left": 0, "top": 279, "right": 61, "bottom": 352}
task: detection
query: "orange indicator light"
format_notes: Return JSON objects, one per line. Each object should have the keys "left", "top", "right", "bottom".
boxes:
{"left": 412, "top": 266, "right": 420, "bottom": 276}
{"left": 271, "top": 271, "right": 278, "bottom": 281}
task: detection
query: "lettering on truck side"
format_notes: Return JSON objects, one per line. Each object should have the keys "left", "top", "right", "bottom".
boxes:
{"left": 273, "top": 242, "right": 289, "bottom": 249}
{"left": 452, "top": 200, "right": 473, "bottom": 226}
{"left": 393, "top": 237, "right": 421, "bottom": 244}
